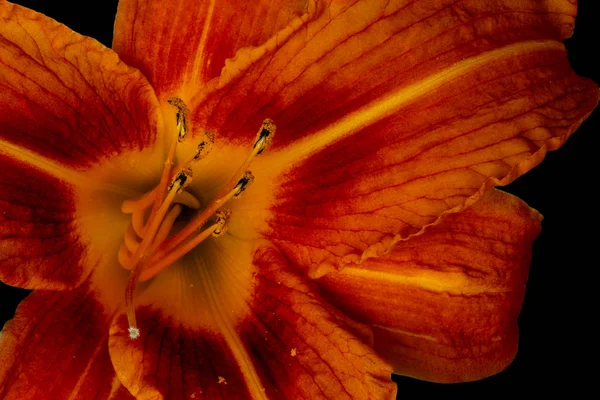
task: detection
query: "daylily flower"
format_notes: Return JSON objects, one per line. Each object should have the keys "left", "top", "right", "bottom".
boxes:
{"left": 0, "top": 0, "right": 597, "bottom": 397}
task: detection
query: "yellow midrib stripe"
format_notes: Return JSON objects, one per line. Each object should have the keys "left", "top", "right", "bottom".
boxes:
{"left": 0, "top": 139, "right": 136, "bottom": 195}
{"left": 371, "top": 324, "right": 438, "bottom": 342}
{"left": 66, "top": 330, "right": 109, "bottom": 400}
{"left": 0, "top": 139, "right": 83, "bottom": 182}
{"left": 189, "top": 0, "right": 216, "bottom": 89}
{"left": 265, "top": 39, "right": 564, "bottom": 168}
{"left": 195, "top": 254, "right": 268, "bottom": 400}
{"left": 339, "top": 266, "right": 510, "bottom": 295}
{"left": 105, "top": 377, "right": 124, "bottom": 400}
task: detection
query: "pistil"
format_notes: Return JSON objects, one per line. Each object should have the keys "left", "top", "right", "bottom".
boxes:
{"left": 124, "top": 168, "right": 192, "bottom": 336}
{"left": 118, "top": 101, "right": 275, "bottom": 339}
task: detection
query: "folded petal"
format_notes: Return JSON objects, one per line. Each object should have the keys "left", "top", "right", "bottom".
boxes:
{"left": 109, "top": 241, "right": 396, "bottom": 399}
{"left": 313, "top": 189, "right": 542, "bottom": 383}
{"left": 189, "top": 0, "right": 596, "bottom": 275}
{"left": 112, "top": 0, "right": 308, "bottom": 99}
{"left": 0, "top": 281, "right": 134, "bottom": 399}
{"left": 0, "top": 1, "right": 161, "bottom": 169}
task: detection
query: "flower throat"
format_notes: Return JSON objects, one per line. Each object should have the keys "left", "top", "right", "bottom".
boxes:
{"left": 118, "top": 97, "right": 275, "bottom": 339}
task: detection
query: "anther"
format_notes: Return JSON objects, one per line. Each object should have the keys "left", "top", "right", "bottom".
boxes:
{"left": 172, "top": 131, "right": 215, "bottom": 174}
{"left": 253, "top": 119, "right": 276, "bottom": 155}
{"left": 212, "top": 209, "right": 232, "bottom": 237}
{"left": 168, "top": 97, "right": 189, "bottom": 142}
{"left": 233, "top": 171, "right": 254, "bottom": 197}
{"left": 168, "top": 168, "right": 192, "bottom": 194}
{"left": 195, "top": 132, "right": 214, "bottom": 160}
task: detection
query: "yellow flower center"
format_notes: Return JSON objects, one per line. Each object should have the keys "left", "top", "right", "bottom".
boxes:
{"left": 117, "top": 97, "right": 275, "bottom": 339}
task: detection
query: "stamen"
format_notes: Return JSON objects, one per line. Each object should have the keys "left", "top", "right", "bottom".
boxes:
{"left": 124, "top": 224, "right": 141, "bottom": 253}
{"left": 194, "top": 132, "right": 214, "bottom": 160}
{"left": 174, "top": 191, "right": 201, "bottom": 209}
{"left": 173, "top": 131, "right": 215, "bottom": 173}
{"left": 119, "top": 119, "right": 274, "bottom": 339}
{"left": 253, "top": 118, "right": 276, "bottom": 155}
{"left": 138, "top": 169, "right": 192, "bottom": 255}
{"left": 131, "top": 208, "right": 147, "bottom": 238}
{"left": 167, "top": 97, "right": 189, "bottom": 142}
{"left": 118, "top": 243, "right": 132, "bottom": 268}
{"left": 212, "top": 209, "right": 232, "bottom": 237}
{"left": 148, "top": 98, "right": 190, "bottom": 224}
{"left": 167, "top": 168, "right": 192, "bottom": 194}
{"left": 150, "top": 204, "right": 183, "bottom": 253}
{"left": 233, "top": 171, "right": 254, "bottom": 198}
{"left": 153, "top": 138, "right": 178, "bottom": 206}
{"left": 121, "top": 189, "right": 156, "bottom": 214}
{"left": 157, "top": 171, "right": 253, "bottom": 257}
{"left": 138, "top": 209, "right": 232, "bottom": 282}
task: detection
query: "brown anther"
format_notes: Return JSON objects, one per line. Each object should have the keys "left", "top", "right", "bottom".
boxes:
{"left": 212, "top": 209, "right": 232, "bottom": 237}
{"left": 168, "top": 167, "right": 192, "bottom": 193}
{"left": 233, "top": 171, "right": 254, "bottom": 197}
{"left": 168, "top": 97, "right": 190, "bottom": 142}
{"left": 253, "top": 119, "right": 276, "bottom": 155}
{"left": 195, "top": 132, "right": 214, "bottom": 160}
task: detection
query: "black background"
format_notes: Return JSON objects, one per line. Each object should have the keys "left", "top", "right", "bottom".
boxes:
{"left": 1, "top": 0, "right": 598, "bottom": 394}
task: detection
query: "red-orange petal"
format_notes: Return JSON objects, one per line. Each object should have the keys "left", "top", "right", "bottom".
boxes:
{"left": 187, "top": 1, "right": 596, "bottom": 275}
{"left": 112, "top": 0, "right": 307, "bottom": 100}
{"left": 260, "top": 47, "right": 596, "bottom": 278}
{"left": 0, "top": 156, "right": 88, "bottom": 290}
{"left": 314, "top": 189, "right": 542, "bottom": 383}
{"left": 0, "top": 282, "right": 134, "bottom": 399}
{"left": 108, "top": 246, "right": 396, "bottom": 399}
{"left": 192, "top": 0, "right": 596, "bottom": 144}
{"left": 0, "top": 1, "right": 161, "bottom": 169}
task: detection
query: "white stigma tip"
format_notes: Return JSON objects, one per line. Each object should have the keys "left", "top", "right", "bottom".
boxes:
{"left": 128, "top": 326, "right": 140, "bottom": 340}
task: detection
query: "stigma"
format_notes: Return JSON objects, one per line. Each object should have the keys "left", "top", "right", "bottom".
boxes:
{"left": 119, "top": 98, "right": 275, "bottom": 339}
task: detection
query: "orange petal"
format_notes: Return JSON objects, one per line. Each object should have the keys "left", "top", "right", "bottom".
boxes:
{"left": 0, "top": 132, "right": 142, "bottom": 291}
{"left": 192, "top": 0, "right": 596, "bottom": 144}
{"left": 0, "top": 1, "right": 162, "bottom": 169}
{"left": 112, "top": 0, "right": 307, "bottom": 100}
{"left": 314, "top": 189, "right": 542, "bottom": 383}
{"left": 260, "top": 52, "right": 596, "bottom": 276}
{"left": 188, "top": 1, "right": 596, "bottom": 275}
{"left": 0, "top": 156, "right": 89, "bottom": 290}
{"left": 108, "top": 245, "right": 396, "bottom": 399}
{"left": 0, "top": 282, "right": 134, "bottom": 399}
